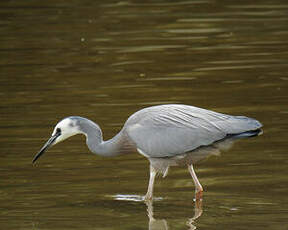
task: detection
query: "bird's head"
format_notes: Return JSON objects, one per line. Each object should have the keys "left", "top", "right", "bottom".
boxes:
{"left": 32, "top": 117, "right": 82, "bottom": 163}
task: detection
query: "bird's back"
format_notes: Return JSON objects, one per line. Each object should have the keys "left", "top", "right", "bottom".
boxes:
{"left": 123, "top": 104, "right": 262, "bottom": 158}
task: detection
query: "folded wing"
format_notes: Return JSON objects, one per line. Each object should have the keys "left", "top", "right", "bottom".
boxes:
{"left": 125, "top": 104, "right": 262, "bottom": 158}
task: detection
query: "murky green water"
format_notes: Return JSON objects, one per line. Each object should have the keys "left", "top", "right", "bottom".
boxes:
{"left": 1, "top": 0, "right": 288, "bottom": 229}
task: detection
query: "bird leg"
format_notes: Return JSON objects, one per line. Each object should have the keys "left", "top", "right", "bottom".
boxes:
{"left": 188, "top": 164, "right": 203, "bottom": 201}
{"left": 145, "top": 165, "right": 157, "bottom": 201}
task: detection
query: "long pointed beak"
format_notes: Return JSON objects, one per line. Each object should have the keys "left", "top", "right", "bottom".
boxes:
{"left": 32, "top": 132, "right": 61, "bottom": 163}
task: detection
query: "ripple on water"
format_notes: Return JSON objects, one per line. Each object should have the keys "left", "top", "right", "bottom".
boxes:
{"left": 110, "top": 194, "right": 163, "bottom": 202}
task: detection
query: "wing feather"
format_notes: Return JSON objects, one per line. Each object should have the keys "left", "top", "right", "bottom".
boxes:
{"left": 125, "top": 104, "right": 262, "bottom": 158}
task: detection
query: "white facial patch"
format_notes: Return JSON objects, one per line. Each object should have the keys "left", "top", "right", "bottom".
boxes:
{"left": 52, "top": 118, "right": 81, "bottom": 144}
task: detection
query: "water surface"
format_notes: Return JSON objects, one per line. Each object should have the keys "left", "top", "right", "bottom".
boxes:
{"left": 0, "top": 0, "right": 287, "bottom": 229}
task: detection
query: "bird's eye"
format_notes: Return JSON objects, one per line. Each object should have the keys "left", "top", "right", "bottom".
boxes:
{"left": 56, "top": 128, "right": 61, "bottom": 133}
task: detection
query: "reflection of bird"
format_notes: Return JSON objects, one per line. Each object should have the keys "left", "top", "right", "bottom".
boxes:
{"left": 32, "top": 104, "right": 262, "bottom": 200}
{"left": 146, "top": 199, "right": 203, "bottom": 230}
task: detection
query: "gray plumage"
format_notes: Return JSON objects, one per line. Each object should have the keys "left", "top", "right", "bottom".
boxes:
{"left": 123, "top": 104, "right": 261, "bottom": 158}
{"left": 33, "top": 104, "right": 262, "bottom": 201}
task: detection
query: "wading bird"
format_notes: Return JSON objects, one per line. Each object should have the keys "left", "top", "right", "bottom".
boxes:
{"left": 33, "top": 104, "right": 262, "bottom": 201}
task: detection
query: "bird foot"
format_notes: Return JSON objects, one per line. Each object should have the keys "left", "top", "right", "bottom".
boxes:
{"left": 195, "top": 190, "right": 203, "bottom": 201}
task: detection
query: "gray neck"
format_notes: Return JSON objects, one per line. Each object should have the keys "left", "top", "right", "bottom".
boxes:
{"left": 76, "top": 117, "right": 124, "bottom": 157}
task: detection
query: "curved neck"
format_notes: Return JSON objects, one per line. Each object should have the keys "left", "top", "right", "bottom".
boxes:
{"left": 78, "top": 118, "right": 124, "bottom": 157}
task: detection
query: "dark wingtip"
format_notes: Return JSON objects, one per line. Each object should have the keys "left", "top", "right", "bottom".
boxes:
{"left": 232, "top": 128, "right": 263, "bottom": 139}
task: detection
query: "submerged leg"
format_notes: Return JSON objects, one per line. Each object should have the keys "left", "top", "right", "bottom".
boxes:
{"left": 188, "top": 164, "right": 203, "bottom": 200}
{"left": 145, "top": 165, "right": 157, "bottom": 201}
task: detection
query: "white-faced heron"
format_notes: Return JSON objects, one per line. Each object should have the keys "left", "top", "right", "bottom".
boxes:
{"left": 33, "top": 104, "right": 262, "bottom": 201}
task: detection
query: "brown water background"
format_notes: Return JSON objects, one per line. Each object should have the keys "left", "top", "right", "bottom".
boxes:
{"left": 0, "top": 0, "right": 287, "bottom": 229}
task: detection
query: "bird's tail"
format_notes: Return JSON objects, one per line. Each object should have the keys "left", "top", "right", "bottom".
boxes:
{"left": 231, "top": 128, "right": 263, "bottom": 139}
